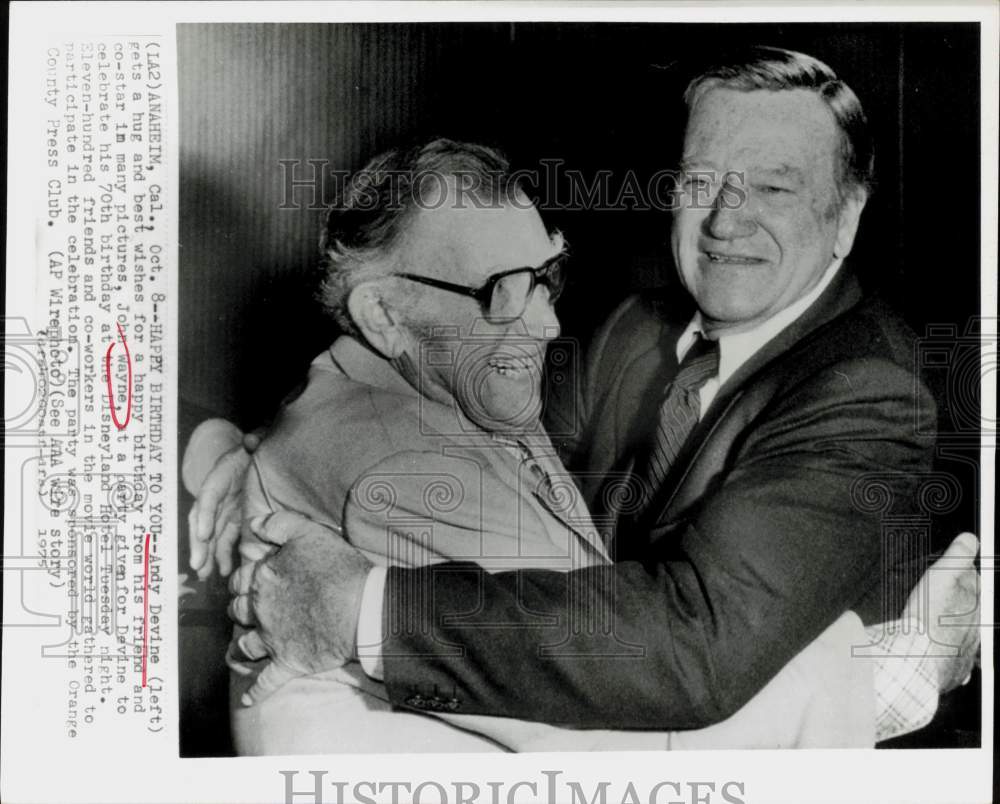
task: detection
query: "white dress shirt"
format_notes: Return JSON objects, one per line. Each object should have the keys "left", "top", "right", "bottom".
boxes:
{"left": 675, "top": 257, "right": 842, "bottom": 415}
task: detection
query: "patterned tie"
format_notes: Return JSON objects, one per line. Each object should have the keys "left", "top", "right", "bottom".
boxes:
{"left": 632, "top": 333, "right": 720, "bottom": 517}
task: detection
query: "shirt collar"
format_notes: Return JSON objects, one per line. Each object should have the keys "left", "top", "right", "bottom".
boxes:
{"left": 676, "top": 258, "right": 844, "bottom": 386}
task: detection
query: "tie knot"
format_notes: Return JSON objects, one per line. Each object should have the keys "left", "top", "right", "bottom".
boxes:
{"left": 675, "top": 334, "right": 720, "bottom": 391}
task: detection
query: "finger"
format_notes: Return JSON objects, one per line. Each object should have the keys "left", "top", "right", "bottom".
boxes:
{"left": 195, "top": 532, "right": 217, "bottom": 581}
{"left": 225, "top": 641, "right": 256, "bottom": 676}
{"left": 250, "top": 510, "right": 326, "bottom": 547}
{"left": 213, "top": 492, "right": 241, "bottom": 543}
{"left": 229, "top": 562, "right": 256, "bottom": 596}
{"left": 212, "top": 503, "right": 240, "bottom": 557}
{"left": 188, "top": 506, "right": 208, "bottom": 572}
{"left": 196, "top": 555, "right": 216, "bottom": 582}
{"left": 249, "top": 560, "right": 279, "bottom": 600}
{"left": 241, "top": 661, "right": 299, "bottom": 707}
{"left": 183, "top": 419, "right": 245, "bottom": 493}
{"left": 216, "top": 520, "right": 241, "bottom": 578}
{"left": 240, "top": 538, "right": 273, "bottom": 564}
{"left": 194, "top": 481, "right": 224, "bottom": 547}
{"left": 196, "top": 448, "right": 246, "bottom": 543}
{"left": 178, "top": 572, "right": 197, "bottom": 599}
{"left": 238, "top": 629, "right": 269, "bottom": 661}
{"left": 248, "top": 512, "right": 293, "bottom": 547}
{"left": 243, "top": 431, "right": 262, "bottom": 452}
{"left": 227, "top": 594, "right": 256, "bottom": 627}
{"left": 248, "top": 514, "right": 271, "bottom": 540}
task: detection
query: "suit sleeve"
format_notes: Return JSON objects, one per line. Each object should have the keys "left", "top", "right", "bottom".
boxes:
{"left": 381, "top": 357, "right": 936, "bottom": 729}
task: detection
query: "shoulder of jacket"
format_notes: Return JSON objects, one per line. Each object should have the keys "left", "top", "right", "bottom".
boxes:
{"left": 799, "top": 294, "right": 920, "bottom": 371}
{"left": 591, "top": 290, "right": 684, "bottom": 364}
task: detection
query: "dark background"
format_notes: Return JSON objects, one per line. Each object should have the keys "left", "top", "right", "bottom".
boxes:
{"left": 177, "top": 22, "right": 983, "bottom": 756}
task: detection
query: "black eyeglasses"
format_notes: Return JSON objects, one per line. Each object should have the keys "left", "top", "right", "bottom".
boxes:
{"left": 396, "top": 252, "right": 568, "bottom": 323}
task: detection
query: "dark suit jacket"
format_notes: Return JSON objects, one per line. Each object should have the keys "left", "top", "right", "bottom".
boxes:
{"left": 381, "top": 267, "right": 937, "bottom": 729}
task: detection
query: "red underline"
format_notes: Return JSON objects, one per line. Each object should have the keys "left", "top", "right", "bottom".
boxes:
{"left": 142, "top": 533, "right": 150, "bottom": 688}
{"left": 105, "top": 321, "right": 133, "bottom": 431}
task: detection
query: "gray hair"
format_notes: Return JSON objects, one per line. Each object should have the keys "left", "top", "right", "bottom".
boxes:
{"left": 318, "top": 138, "right": 526, "bottom": 337}
{"left": 683, "top": 46, "right": 875, "bottom": 201}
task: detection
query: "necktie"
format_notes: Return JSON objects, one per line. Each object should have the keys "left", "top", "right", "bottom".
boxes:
{"left": 632, "top": 333, "right": 720, "bottom": 517}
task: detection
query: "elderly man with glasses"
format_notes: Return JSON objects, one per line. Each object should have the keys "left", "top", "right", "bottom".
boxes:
{"left": 215, "top": 138, "right": 619, "bottom": 753}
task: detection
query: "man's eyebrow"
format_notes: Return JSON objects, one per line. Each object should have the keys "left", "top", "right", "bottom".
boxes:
{"left": 754, "top": 163, "right": 806, "bottom": 180}
{"left": 679, "top": 157, "right": 718, "bottom": 172}
{"left": 485, "top": 247, "right": 568, "bottom": 276}
{"left": 538, "top": 247, "right": 569, "bottom": 269}
{"left": 679, "top": 159, "right": 806, "bottom": 180}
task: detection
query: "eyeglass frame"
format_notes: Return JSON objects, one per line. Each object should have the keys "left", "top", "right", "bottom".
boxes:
{"left": 394, "top": 251, "right": 568, "bottom": 323}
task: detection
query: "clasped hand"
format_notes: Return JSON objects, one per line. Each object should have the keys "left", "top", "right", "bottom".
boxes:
{"left": 226, "top": 512, "right": 373, "bottom": 706}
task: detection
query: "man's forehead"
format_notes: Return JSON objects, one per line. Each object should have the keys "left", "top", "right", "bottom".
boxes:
{"left": 683, "top": 87, "right": 840, "bottom": 175}
{"left": 407, "top": 199, "right": 556, "bottom": 280}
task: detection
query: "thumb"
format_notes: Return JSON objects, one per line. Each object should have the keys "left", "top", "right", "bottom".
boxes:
{"left": 250, "top": 510, "right": 328, "bottom": 547}
{"left": 941, "top": 532, "right": 978, "bottom": 565}
{"left": 241, "top": 661, "right": 299, "bottom": 707}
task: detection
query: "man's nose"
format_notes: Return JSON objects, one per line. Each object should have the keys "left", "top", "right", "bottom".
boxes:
{"left": 704, "top": 183, "right": 757, "bottom": 240}
{"left": 523, "top": 285, "right": 561, "bottom": 341}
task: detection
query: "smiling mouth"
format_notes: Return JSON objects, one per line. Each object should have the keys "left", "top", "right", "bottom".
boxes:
{"left": 702, "top": 251, "right": 766, "bottom": 265}
{"left": 487, "top": 356, "right": 537, "bottom": 377}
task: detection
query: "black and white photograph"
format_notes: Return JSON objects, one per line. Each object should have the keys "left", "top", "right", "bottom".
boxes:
{"left": 2, "top": 4, "right": 995, "bottom": 803}
{"left": 176, "top": 21, "right": 985, "bottom": 759}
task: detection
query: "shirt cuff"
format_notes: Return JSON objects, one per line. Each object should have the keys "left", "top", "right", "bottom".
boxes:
{"left": 357, "top": 566, "right": 387, "bottom": 680}
{"left": 868, "top": 618, "right": 940, "bottom": 743}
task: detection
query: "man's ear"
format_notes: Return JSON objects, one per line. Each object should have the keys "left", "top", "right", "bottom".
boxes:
{"left": 833, "top": 188, "right": 868, "bottom": 260}
{"left": 346, "top": 282, "right": 406, "bottom": 359}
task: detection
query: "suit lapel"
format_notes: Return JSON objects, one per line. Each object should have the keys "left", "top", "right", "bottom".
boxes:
{"left": 586, "top": 320, "right": 681, "bottom": 533}
{"left": 488, "top": 431, "right": 612, "bottom": 563}
{"left": 529, "top": 483, "right": 611, "bottom": 563}
{"left": 640, "top": 269, "right": 865, "bottom": 530}
{"left": 613, "top": 335, "right": 679, "bottom": 458}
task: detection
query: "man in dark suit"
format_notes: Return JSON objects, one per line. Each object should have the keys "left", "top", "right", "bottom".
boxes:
{"left": 213, "top": 47, "right": 979, "bottom": 734}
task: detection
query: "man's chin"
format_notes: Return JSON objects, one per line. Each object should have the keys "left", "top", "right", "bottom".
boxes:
{"left": 466, "top": 388, "right": 544, "bottom": 434}
{"left": 696, "top": 298, "right": 775, "bottom": 334}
